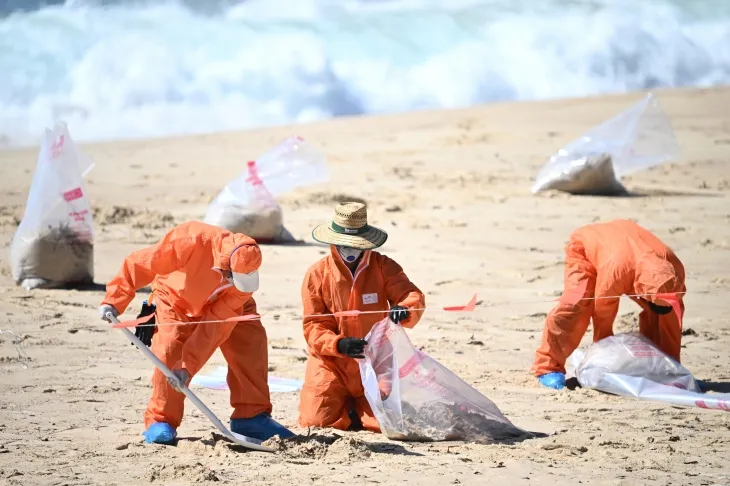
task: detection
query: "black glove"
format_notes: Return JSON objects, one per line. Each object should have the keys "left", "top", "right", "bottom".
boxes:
{"left": 647, "top": 301, "right": 673, "bottom": 315}
{"left": 337, "top": 337, "right": 368, "bottom": 359}
{"left": 133, "top": 301, "right": 157, "bottom": 347}
{"left": 389, "top": 305, "right": 410, "bottom": 324}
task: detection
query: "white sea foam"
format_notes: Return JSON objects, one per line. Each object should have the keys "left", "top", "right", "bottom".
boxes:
{"left": 0, "top": 0, "right": 728, "bottom": 146}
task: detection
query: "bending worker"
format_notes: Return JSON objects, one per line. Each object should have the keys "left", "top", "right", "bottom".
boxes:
{"left": 299, "top": 202, "right": 425, "bottom": 431}
{"left": 532, "top": 219, "right": 686, "bottom": 390}
{"left": 99, "top": 221, "right": 294, "bottom": 444}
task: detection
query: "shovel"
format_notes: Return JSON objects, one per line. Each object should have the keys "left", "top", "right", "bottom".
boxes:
{"left": 107, "top": 312, "right": 275, "bottom": 452}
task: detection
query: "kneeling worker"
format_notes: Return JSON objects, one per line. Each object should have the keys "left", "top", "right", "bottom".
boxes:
{"left": 298, "top": 202, "right": 425, "bottom": 431}
{"left": 99, "top": 221, "right": 294, "bottom": 443}
{"left": 532, "top": 219, "right": 686, "bottom": 390}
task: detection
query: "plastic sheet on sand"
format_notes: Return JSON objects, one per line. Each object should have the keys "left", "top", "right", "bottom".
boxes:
{"left": 567, "top": 333, "right": 730, "bottom": 412}
{"left": 191, "top": 366, "right": 303, "bottom": 393}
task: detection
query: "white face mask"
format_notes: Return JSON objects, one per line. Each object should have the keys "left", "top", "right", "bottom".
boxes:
{"left": 337, "top": 246, "right": 362, "bottom": 264}
{"left": 228, "top": 270, "right": 260, "bottom": 293}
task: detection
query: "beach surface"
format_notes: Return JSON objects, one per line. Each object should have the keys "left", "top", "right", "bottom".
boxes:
{"left": 1, "top": 87, "right": 729, "bottom": 485}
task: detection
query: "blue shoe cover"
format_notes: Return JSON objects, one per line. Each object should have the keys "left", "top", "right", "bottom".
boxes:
{"left": 538, "top": 372, "right": 566, "bottom": 390}
{"left": 142, "top": 422, "right": 177, "bottom": 444}
{"left": 230, "top": 413, "right": 295, "bottom": 441}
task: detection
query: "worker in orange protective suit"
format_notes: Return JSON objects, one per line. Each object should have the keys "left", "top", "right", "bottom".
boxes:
{"left": 98, "top": 221, "right": 294, "bottom": 444}
{"left": 298, "top": 202, "right": 426, "bottom": 431}
{"left": 532, "top": 219, "right": 686, "bottom": 390}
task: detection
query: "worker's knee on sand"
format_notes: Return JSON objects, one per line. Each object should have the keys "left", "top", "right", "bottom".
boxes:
{"left": 354, "top": 397, "right": 380, "bottom": 432}
{"left": 297, "top": 388, "right": 379, "bottom": 432}
{"left": 298, "top": 409, "right": 351, "bottom": 430}
{"left": 299, "top": 356, "right": 355, "bottom": 425}
{"left": 298, "top": 390, "right": 350, "bottom": 429}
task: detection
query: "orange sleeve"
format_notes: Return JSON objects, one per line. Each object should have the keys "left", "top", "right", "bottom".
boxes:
{"left": 178, "top": 296, "right": 257, "bottom": 376}
{"left": 302, "top": 266, "right": 342, "bottom": 357}
{"left": 381, "top": 256, "right": 425, "bottom": 328}
{"left": 102, "top": 229, "right": 196, "bottom": 314}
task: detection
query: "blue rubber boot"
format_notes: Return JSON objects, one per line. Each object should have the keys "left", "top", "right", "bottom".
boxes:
{"left": 538, "top": 372, "right": 566, "bottom": 390}
{"left": 142, "top": 422, "right": 177, "bottom": 445}
{"left": 230, "top": 413, "right": 295, "bottom": 441}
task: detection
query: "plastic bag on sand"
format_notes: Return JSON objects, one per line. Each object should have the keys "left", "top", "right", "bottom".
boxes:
{"left": 532, "top": 93, "right": 680, "bottom": 195}
{"left": 359, "top": 319, "right": 524, "bottom": 442}
{"left": 204, "top": 137, "right": 328, "bottom": 243}
{"left": 10, "top": 122, "right": 95, "bottom": 290}
{"left": 567, "top": 333, "right": 730, "bottom": 412}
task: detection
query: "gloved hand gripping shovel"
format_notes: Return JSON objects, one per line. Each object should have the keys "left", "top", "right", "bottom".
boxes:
{"left": 107, "top": 312, "right": 275, "bottom": 452}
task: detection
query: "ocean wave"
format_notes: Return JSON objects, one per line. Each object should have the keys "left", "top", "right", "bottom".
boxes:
{"left": 1, "top": 0, "right": 729, "bottom": 146}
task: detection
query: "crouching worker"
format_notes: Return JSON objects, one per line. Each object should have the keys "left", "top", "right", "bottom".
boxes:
{"left": 298, "top": 202, "right": 425, "bottom": 431}
{"left": 532, "top": 219, "right": 686, "bottom": 390}
{"left": 99, "top": 221, "right": 294, "bottom": 444}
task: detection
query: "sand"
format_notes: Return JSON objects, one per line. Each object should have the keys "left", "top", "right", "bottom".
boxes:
{"left": 1, "top": 87, "right": 729, "bottom": 485}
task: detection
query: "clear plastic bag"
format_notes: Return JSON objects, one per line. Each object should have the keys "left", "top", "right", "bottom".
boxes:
{"left": 565, "top": 333, "right": 730, "bottom": 411}
{"left": 203, "top": 136, "right": 328, "bottom": 242}
{"left": 532, "top": 93, "right": 680, "bottom": 195}
{"left": 10, "top": 122, "right": 96, "bottom": 290}
{"left": 359, "top": 318, "right": 523, "bottom": 442}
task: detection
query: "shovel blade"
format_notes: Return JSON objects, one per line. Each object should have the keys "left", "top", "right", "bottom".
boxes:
{"left": 229, "top": 431, "right": 276, "bottom": 452}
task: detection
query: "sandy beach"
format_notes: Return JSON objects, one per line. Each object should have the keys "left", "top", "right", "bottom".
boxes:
{"left": 1, "top": 87, "right": 730, "bottom": 485}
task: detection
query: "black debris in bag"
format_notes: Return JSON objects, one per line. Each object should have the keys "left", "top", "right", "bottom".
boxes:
{"left": 10, "top": 122, "right": 96, "bottom": 290}
{"left": 359, "top": 319, "right": 524, "bottom": 442}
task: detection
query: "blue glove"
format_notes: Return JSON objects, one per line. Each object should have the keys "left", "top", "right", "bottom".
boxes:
{"left": 538, "top": 372, "right": 566, "bottom": 390}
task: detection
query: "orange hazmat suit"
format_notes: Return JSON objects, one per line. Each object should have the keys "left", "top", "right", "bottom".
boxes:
{"left": 102, "top": 221, "right": 272, "bottom": 429}
{"left": 532, "top": 219, "right": 686, "bottom": 377}
{"left": 298, "top": 246, "right": 425, "bottom": 431}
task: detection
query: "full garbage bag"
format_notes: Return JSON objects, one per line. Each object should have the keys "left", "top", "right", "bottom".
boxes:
{"left": 531, "top": 93, "right": 680, "bottom": 195}
{"left": 10, "top": 122, "right": 96, "bottom": 290}
{"left": 204, "top": 136, "right": 328, "bottom": 242}
{"left": 359, "top": 318, "right": 523, "bottom": 441}
{"left": 567, "top": 333, "right": 730, "bottom": 411}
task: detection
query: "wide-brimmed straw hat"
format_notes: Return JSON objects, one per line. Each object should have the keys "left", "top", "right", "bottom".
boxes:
{"left": 312, "top": 202, "right": 388, "bottom": 250}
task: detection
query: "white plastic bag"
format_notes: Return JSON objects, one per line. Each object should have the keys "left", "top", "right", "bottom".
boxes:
{"left": 10, "top": 122, "right": 96, "bottom": 290}
{"left": 532, "top": 93, "right": 680, "bottom": 195}
{"left": 569, "top": 333, "right": 699, "bottom": 391}
{"left": 566, "top": 333, "right": 730, "bottom": 412}
{"left": 204, "top": 136, "right": 328, "bottom": 242}
{"left": 359, "top": 318, "right": 523, "bottom": 442}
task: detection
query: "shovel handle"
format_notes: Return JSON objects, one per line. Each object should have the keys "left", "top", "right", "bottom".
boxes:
{"left": 107, "top": 312, "right": 274, "bottom": 451}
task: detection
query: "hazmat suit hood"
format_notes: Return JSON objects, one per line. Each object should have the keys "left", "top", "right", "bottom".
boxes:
{"left": 634, "top": 254, "right": 680, "bottom": 306}
{"left": 213, "top": 233, "right": 261, "bottom": 271}
{"left": 213, "top": 233, "right": 262, "bottom": 293}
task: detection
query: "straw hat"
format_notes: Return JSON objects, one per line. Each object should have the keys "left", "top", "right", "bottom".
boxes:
{"left": 312, "top": 202, "right": 388, "bottom": 250}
